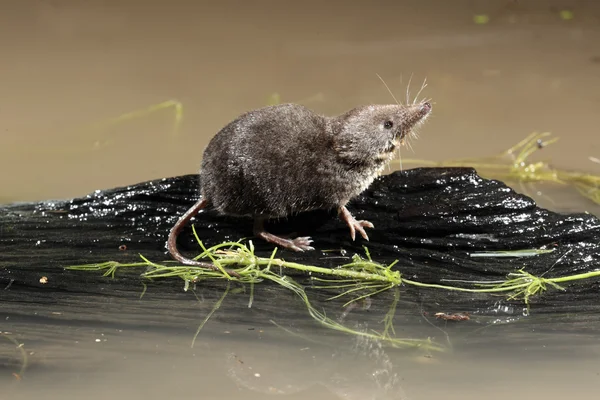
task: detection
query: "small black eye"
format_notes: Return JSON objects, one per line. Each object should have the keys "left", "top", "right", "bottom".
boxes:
{"left": 383, "top": 121, "right": 393, "bottom": 129}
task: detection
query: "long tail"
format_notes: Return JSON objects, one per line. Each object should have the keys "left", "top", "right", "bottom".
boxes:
{"left": 167, "top": 198, "right": 240, "bottom": 277}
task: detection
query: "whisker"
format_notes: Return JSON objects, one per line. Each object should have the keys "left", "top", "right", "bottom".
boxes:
{"left": 375, "top": 73, "right": 400, "bottom": 105}
{"left": 406, "top": 136, "right": 415, "bottom": 154}
{"left": 405, "top": 73, "right": 414, "bottom": 106}
{"left": 412, "top": 127, "right": 421, "bottom": 140}
{"left": 413, "top": 78, "right": 428, "bottom": 105}
{"left": 398, "top": 144, "right": 403, "bottom": 172}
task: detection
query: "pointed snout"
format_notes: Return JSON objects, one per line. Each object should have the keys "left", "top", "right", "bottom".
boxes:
{"left": 401, "top": 101, "right": 432, "bottom": 131}
{"left": 419, "top": 101, "right": 432, "bottom": 116}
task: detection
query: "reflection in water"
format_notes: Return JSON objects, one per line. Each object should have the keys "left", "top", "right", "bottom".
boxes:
{"left": 326, "top": 336, "right": 409, "bottom": 400}
{"left": 2, "top": 0, "right": 600, "bottom": 399}
{"left": 225, "top": 326, "right": 411, "bottom": 399}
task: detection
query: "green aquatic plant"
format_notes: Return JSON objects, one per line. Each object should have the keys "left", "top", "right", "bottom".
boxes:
{"left": 401, "top": 132, "right": 600, "bottom": 206}
{"left": 68, "top": 234, "right": 600, "bottom": 349}
{"left": 473, "top": 14, "right": 490, "bottom": 24}
{"left": 559, "top": 10, "right": 574, "bottom": 20}
{"left": 22, "top": 99, "right": 184, "bottom": 156}
{"left": 87, "top": 99, "right": 183, "bottom": 150}
{"left": 68, "top": 238, "right": 441, "bottom": 352}
{"left": 1, "top": 333, "right": 28, "bottom": 381}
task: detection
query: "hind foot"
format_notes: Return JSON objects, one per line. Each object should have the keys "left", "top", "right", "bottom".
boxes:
{"left": 253, "top": 217, "right": 315, "bottom": 252}
{"left": 338, "top": 206, "right": 374, "bottom": 241}
{"left": 256, "top": 231, "right": 314, "bottom": 252}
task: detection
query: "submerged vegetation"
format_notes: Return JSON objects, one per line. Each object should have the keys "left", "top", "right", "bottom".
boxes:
{"left": 1, "top": 333, "right": 28, "bottom": 380}
{"left": 402, "top": 131, "right": 600, "bottom": 206}
{"left": 68, "top": 236, "right": 600, "bottom": 312}
{"left": 87, "top": 99, "right": 183, "bottom": 150}
{"left": 67, "top": 231, "right": 600, "bottom": 352}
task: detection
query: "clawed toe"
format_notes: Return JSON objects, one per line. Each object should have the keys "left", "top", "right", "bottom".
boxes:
{"left": 359, "top": 220, "right": 374, "bottom": 229}
{"left": 339, "top": 206, "right": 374, "bottom": 242}
{"left": 253, "top": 218, "right": 315, "bottom": 252}
{"left": 290, "top": 236, "right": 314, "bottom": 252}
{"left": 353, "top": 223, "right": 369, "bottom": 241}
{"left": 354, "top": 220, "right": 374, "bottom": 241}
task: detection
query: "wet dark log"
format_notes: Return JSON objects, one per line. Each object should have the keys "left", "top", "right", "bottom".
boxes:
{"left": 1, "top": 167, "right": 600, "bottom": 324}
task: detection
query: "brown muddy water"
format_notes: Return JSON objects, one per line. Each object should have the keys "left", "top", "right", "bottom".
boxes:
{"left": 2, "top": 1, "right": 600, "bottom": 399}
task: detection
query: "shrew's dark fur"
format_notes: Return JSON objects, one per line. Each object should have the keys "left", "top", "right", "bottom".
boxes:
{"left": 201, "top": 103, "right": 430, "bottom": 217}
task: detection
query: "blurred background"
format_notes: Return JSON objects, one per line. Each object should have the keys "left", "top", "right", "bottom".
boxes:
{"left": 1, "top": 0, "right": 598, "bottom": 207}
